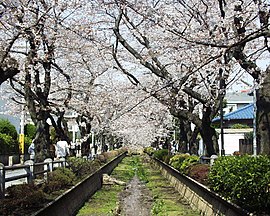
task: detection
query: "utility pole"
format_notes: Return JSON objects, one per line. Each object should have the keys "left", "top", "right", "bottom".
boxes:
{"left": 19, "top": 105, "right": 25, "bottom": 163}
{"left": 252, "top": 80, "right": 257, "bottom": 156}
{"left": 219, "top": 68, "right": 225, "bottom": 156}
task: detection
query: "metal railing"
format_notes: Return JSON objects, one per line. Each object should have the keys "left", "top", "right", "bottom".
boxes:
{"left": 0, "top": 159, "right": 67, "bottom": 198}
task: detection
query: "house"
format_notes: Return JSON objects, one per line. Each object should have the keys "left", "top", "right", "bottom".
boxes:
{"left": 212, "top": 103, "right": 254, "bottom": 155}
{"left": 212, "top": 103, "right": 254, "bottom": 128}
{"left": 224, "top": 91, "right": 253, "bottom": 114}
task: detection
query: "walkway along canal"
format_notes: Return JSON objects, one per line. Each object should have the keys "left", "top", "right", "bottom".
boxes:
{"left": 77, "top": 154, "right": 200, "bottom": 216}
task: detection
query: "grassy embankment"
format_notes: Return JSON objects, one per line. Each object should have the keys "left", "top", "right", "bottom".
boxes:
{"left": 77, "top": 155, "right": 200, "bottom": 216}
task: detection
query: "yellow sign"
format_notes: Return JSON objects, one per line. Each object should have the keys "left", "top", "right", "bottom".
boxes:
{"left": 19, "top": 134, "right": 24, "bottom": 154}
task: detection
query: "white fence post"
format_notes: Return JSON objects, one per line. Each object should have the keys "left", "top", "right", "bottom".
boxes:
{"left": 8, "top": 156, "right": 13, "bottom": 166}
{"left": 0, "top": 163, "right": 5, "bottom": 198}
{"left": 210, "top": 155, "right": 218, "bottom": 166}
{"left": 44, "top": 158, "right": 53, "bottom": 181}
{"left": 59, "top": 158, "right": 66, "bottom": 168}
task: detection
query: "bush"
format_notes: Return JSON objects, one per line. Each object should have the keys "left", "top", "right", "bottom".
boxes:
{"left": 1, "top": 183, "right": 47, "bottom": 215}
{"left": 180, "top": 155, "right": 199, "bottom": 174}
{"left": 0, "top": 119, "right": 19, "bottom": 154}
{"left": 97, "top": 154, "right": 107, "bottom": 163}
{"left": 231, "top": 123, "right": 250, "bottom": 129}
{"left": 0, "top": 133, "right": 18, "bottom": 154}
{"left": 44, "top": 168, "right": 76, "bottom": 193}
{"left": 187, "top": 164, "right": 210, "bottom": 185}
{"left": 67, "top": 157, "right": 101, "bottom": 178}
{"left": 244, "top": 131, "right": 253, "bottom": 140}
{"left": 169, "top": 154, "right": 190, "bottom": 170}
{"left": 24, "top": 135, "right": 33, "bottom": 151}
{"left": 163, "top": 154, "right": 172, "bottom": 164}
{"left": 208, "top": 155, "right": 270, "bottom": 214}
{"left": 144, "top": 147, "right": 155, "bottom": 155}
{"left": 153, "top": 149, "right": 169, "bottom": 161}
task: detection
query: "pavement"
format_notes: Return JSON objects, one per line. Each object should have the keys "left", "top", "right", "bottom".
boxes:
{"left": 5, "top": 168, "right": 27, "bottom": 188}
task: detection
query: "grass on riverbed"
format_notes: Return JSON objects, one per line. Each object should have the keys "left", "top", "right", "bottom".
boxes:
{"left": 77, "top": 155, "right": 200, "bottom": 216}
{"left": 142, "top": 157, "right": 200, "bottom": 216}
{"left": 76, "top": 156, "right": 136, "bottom": 216}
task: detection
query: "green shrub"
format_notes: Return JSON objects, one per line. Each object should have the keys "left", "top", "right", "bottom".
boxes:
{"left": 144, "top": 146, "right": 155, "bottom": 155}
{"left": 163, "top": 154, "right": 172, "bottom": 164}
{"left": 24, "top": 135, "right": 33, "bottom": 151}
{"left": 180, "top": 155, "right": 199, "bottom": 174}
{"left": 44, "top": 168, "right": 76, "bottom": 193}
{"left": 244, "top": 131, "right": 253, "bottom": 140}
{"left": 67, "top": 157, "right": 101, "bottom": 178}
{"left": 0, "top": 133, "right": 18, "bottom": 154}
{"left": 153, "top": 149, "right": 169, "bottom": 161}
{"left": 169, "top": 154, "right": 190, "bottom": 171}
{"left": 0, "top": 119, "right": 19, "bottom": 154}
{"left": 231, "top": 123, "right": 250, "bottom": 129}
{"left": 209, "top": 155, "right": 270, "bottom": 214}
{"left": 187, "top": 164, "right": 210, "bottom": 185}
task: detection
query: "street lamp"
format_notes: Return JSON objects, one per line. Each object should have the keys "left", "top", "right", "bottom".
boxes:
{"left": 219, "top": 68, "right": 225, "bottom": 156}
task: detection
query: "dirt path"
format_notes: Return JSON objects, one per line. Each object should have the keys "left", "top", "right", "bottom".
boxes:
{"left": 117, "top": 176, "right": 152, "bottom": 216}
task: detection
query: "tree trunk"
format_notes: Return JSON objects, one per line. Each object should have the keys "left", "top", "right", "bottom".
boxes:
{"left": 178, "top": 119, "right": 188, "bottom": 153}
{"left": 200, "top": 126, "right": 217, "bottom": 156}
{"left": 56, "top": 110, "right": 70, "bottom": 143}
{"left": 189, "top": 126, "right": 200, "bottom": 155}
{"left": 34, "top": 114, "right": 51, "bottom": 162}
{"left": 256, "top": 66, "right": 270, "bottom": 155}
{"left": 200, "top": 106, "right": 217, "bottom": 156}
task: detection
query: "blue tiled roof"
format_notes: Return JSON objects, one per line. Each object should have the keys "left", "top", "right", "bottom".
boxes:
{"left": 212, "top": 103, "right": 254, "bottom": 122}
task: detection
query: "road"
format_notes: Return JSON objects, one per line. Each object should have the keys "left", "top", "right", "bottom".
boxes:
{"left": 5, "top": 168, "right": 27, "bottom": 188}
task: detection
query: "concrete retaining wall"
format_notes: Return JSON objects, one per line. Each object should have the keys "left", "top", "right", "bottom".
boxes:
{"left": 32, "top": 152, "right": 127, "bottom": 216}
{"left": 152, "top": 158, "right": 250, "bottom": 216}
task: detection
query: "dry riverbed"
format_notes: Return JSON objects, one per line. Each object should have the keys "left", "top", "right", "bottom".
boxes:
{"left": 77, "top": 154, "right": 200, "bottom": 216}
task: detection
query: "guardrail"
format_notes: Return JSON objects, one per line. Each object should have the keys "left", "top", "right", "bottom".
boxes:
{"left": 152, "top": 157, "right": 250, "bottom": 216}
{"left": 0, "top": 159, "right": 67, "bottom": 198}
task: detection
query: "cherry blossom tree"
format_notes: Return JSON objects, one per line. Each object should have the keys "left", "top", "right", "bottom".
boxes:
{"left": 0, "top": 2, "right": 22, "bottom": 85}
{"left": 0, "top": 0, "right": 96, "bottom": 161}
{"left": 97, "top": 1, "right": 230, "bottom": 155}
{"left": 91, "top": 73, "right": 172, "bottom": 148}
{"left": 2, "top": 0, "right": 268, "bottom": 157}
{"left": 98, "top": 0, "right": 270, "bottom": 155}
{"left": 159, "top": 0, "right": 270, "bottom": 154}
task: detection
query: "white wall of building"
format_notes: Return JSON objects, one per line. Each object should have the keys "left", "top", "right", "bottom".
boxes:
{"left": 216, "top": 128, "right": 253, "bottom": 155}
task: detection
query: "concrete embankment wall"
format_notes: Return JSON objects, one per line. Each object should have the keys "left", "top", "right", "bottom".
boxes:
{"left": 152, "top": 158, "right": 250, "bottom": 216}
{"left": 32, "top": 152, "right": 127, "bottom": 216}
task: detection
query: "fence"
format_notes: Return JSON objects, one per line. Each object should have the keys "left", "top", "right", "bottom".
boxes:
{"left": 0, "top": 158, "right": 67, "bottom": 198}
{"left": 32, "top": 151, "right": 127, "bottom": 216}
{"left": 239, "top": 139, "right": 253, "bottom": 154}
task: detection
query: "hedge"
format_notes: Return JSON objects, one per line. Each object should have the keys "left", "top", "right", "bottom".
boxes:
{"left": 208, "top": 155, "right": 270, "bottom": 214}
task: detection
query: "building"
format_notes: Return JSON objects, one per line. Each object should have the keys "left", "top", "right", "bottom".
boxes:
{"left": 212, "top": 103, "right": 254, "bottom": 128}
{"left": 224, "top": 91, "right": 253, "bottom": 114}
{"left": 212, "top": 103, "right": 254, "bottom": 155}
